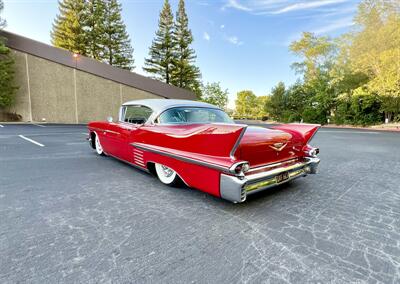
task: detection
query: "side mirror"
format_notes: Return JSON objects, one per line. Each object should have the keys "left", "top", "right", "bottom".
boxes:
{"left": 107, "top": 116, "right": 113, "bottom": 123}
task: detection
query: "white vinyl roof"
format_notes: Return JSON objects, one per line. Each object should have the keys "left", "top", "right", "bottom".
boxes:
{"left": 122, "top": 99, "right": 220, "bottom": 113}
{"left": 121, "top": 99, "right": 222, "bottom": 124}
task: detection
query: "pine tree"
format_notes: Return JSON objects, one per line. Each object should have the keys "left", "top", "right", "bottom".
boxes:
{"left": 51, "top": 0, "right": 87, "bottom": 55}
{"left": 0, "top": 0, "right": 17, "bottom": 108}
{"left": 102, "top": 0, "right": 134, "bottom": 70}
{"left": 143, "top": 0, "right": 175, "bottom": 83}
{"left": 84, "top": 0, "right": 106, "bottom": 60}
{"left": 171, "top": 0, "right": 201, "bottom": 94}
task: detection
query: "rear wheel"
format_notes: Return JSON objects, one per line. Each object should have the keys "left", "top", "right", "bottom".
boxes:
{"left": 94, "top": 133, "right": 105, "bottom": 156}
{"left": 155, "top": 163, "right": 181, "bottom": 186}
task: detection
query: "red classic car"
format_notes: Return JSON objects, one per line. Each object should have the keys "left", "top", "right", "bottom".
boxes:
{"left": 87, "top": 99, "right": 320, "bottom": 203}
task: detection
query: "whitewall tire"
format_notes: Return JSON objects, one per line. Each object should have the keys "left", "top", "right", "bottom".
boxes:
{"left": 94, "top": 133, "right": 105, "bottom": 156}
{"left": 155, "top": 163, "right": 180, "bottom": 186}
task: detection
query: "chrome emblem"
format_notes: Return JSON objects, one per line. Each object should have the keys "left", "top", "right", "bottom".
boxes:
{"left": 269, "top": 142, "right": 287, "bottom": 152}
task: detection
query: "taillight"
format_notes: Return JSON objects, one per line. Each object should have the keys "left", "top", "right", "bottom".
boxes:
{"left": 230, "top": 162, "right": 250, "bottom": 176}
{"left": 307, "top": 147, "right": 319, "bottom": 157}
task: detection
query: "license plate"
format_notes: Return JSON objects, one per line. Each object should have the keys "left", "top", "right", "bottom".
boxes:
{"left": 276, "top": 172, "right": 289, "bottom": 183}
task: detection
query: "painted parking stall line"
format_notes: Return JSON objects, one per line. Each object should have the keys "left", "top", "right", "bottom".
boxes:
{"left": 32, "top": 123, "right": 46, "bottom": 128}
{"left": 0, "top": 124, "right": 4, "bottom": 128}
{"left": 18, "top": 135, "right": 45, "bottom": 147}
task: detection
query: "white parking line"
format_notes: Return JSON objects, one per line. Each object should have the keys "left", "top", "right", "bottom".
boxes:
{"left": 18, "top": 135, "right": 45, "bottom": 147}
{"left": 32, "top": 123, "right": 46, "bottom": 128}
{"left": 0, "top": 124, "right": 4, "bottom": 128}
{"left": 13, "top": 132, "right": 87, "bottom": 137}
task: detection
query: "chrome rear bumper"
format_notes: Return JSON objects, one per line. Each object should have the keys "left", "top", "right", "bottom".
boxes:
{"left": 220, "top": 157, "right": 320, "bottom": 203}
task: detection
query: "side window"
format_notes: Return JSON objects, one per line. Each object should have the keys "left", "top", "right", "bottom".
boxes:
{"left": 157, "top": 107, "right": 234, "bottom": 124}
{"left": 123, "top": 105, "right": 152, "bottom": 124}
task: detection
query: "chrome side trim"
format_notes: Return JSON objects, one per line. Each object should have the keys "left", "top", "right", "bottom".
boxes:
{"left": 229, "top": 126, "right": 247, "bottom": 160}
{"left": 131, "top": 143, "right": 230, "bottom": 173}
{"left": 104, "top": 130, "right": 120, "bottom": 135}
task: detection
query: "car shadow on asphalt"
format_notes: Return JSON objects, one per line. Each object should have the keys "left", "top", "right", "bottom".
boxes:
{"left": 99, "top": 153, "right": 300, "bottom": 208}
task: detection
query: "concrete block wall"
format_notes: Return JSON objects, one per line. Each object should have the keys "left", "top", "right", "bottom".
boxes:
{"left": 2, "top": 50, "right": 163, "bottom": 123}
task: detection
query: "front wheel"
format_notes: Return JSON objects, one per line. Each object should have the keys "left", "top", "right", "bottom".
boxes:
{"left": 94, "top": 133, "right": 105, "bottom": 156}
{"left": 155, "top": 163, "right": 181, "bottom": 186}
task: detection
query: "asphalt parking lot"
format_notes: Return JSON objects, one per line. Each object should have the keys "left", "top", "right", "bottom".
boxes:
{"left": 1, "top": 123, "right": 399, "bottom": 283}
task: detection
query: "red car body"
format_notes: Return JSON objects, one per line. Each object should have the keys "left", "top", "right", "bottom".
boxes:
{"left": 87, "top": 99, "right": 320, "bottom": 203}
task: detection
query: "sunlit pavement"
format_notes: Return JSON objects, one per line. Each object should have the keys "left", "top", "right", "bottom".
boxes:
{"left": 1, "top": 124, "right": 399, "bottom": 283}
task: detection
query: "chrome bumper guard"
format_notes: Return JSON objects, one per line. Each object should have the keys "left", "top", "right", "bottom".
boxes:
{"left": 220, "top": 157, "right": 320, "bottom": 203}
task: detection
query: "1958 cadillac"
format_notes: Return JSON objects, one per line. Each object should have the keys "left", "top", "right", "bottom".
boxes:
{"left": 87, "top": 99, "right": 320, "bottom": 203}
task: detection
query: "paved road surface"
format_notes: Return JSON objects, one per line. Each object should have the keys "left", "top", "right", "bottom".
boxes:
{"left": 1, "top": 124, "right": 399, "bottom": 283}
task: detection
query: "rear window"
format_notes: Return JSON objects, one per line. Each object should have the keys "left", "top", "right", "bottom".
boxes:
{"left": 157, "top": 107, "right": 233, "bottom": 124}
{"left": 123, "top": 105, "right": 152, "bottom": 124}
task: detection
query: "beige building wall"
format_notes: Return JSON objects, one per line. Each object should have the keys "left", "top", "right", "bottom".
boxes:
{"left": 76, "top": 70, "right": 121, "bottom": 123}
{"left": 1, "top": 50, "right": 163, "bottom": 123}
{"left": 5, "top": 50, "right": 31, "bottom": 121}
{"left": 28, "top": 54, "right": 76, "bottom": 123}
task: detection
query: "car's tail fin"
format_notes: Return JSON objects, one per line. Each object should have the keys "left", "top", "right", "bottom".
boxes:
{"left": 271, "top": 124, "right": 320, "bottom": 144}
{"left": 138, "top": 123, "right": 247, "bottom": 160}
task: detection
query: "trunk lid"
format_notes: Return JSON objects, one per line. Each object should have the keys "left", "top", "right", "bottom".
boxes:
{"left": 233, "top": 126, "right": 303, "bottom": 167}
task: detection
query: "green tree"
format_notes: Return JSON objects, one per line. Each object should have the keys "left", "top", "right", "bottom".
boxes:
{"left": 285, "top": 82, "right": 310, "bottom": 122}
{"left": 348, "top": 0, "right": 400, "bottom": 121}
{"left": 255, "top": 96, "right": 269, "bottom": 119}
{"left": 290, "top": 32, "right": 336, "bottom": 82}
{"left": 51, "top": 0, "right": 87, "bottom": 55}
{"left": 171, "top": 0, "right": 201, "bottom": 94}
{"left": 201, "top": 82, "right": 228, "bottom": 109}
{"left": 144, "top": 0, "right": 175, "bottom": 83}
{"left": 235, "top": 90, "right": 257, "bottom": 118}
{"left": 265, "top": 82, "right": 286, "bottom": 121}
{"left": 84, "top": 0, "right": 106, "bottom": 60}
{"left": 289, "top": 33, "right": 338, "bottom": 123}
{"left": 0, "top": 0, "right": 17, "bottom": 107}
{"left": 102, "top": 0, "right": 134, "bottom": 70}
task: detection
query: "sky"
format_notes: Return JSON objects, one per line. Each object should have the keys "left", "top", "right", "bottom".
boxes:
{"left": 2, "top": 0, "right": 360, "bottom": 107}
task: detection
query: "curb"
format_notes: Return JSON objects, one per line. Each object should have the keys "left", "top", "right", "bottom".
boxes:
{"left": 322, "top": 125, "right": 400, "bottom": 133}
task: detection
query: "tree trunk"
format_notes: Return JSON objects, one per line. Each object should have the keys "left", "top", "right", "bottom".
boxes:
{"left": 385, "top": 112, "right": 393, "bottom": 123}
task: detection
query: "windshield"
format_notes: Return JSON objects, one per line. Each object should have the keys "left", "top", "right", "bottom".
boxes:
{"left": 157, "top": 107, "right": 234, "bottom": 124}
